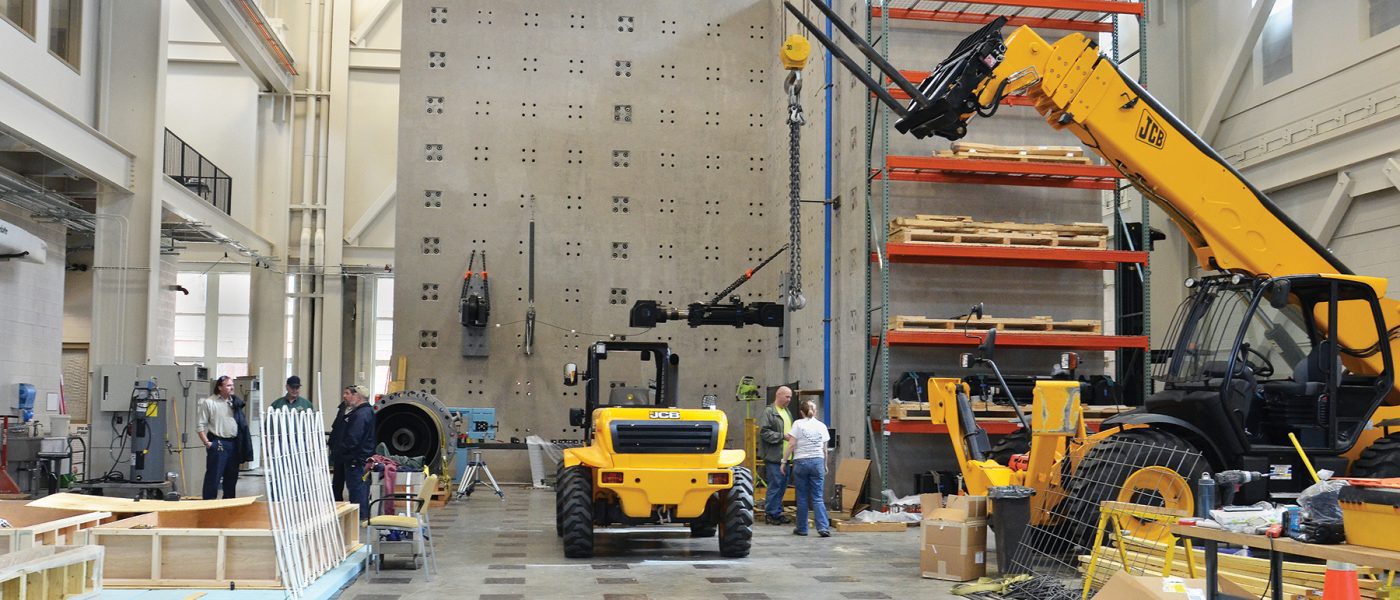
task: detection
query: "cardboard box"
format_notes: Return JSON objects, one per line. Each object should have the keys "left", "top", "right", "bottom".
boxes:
{"left": 919, "top": 493, "right": 944, "bottom": 517}
{"left": 924, "top": 495, "right": 987, "bottom": 522}
{"left": 946, "top": 495, "right": 988, "bottom": 519}
{"left": 1096, "top": 572, "right": 1253, "bottom": 600}
{"left": 919, "top": 519, "right": 987, "bottom": 582}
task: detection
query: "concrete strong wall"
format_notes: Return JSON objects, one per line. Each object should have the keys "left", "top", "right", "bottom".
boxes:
{"left": 394, "top": 0, "right": 788, "bottom": 480}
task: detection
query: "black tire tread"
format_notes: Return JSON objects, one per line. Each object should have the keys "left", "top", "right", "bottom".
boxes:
{"left": 559, "top": 465, "right": 595, "bottom": 558}
{"left": 1059, "top": 428, "right": 1201, "bottom": 545}
{"left": 988, "top": 428, "right": 1031, "bottom": 465}
{"left": 718, "top": 467, "right": 754, "bottom": 558}
{"left": 1352, "top": 433, "right": 1400, "bottom": 477}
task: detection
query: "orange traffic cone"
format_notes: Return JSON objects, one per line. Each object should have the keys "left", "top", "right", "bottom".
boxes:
{"left": 1322, "top": 560, "right": 1361, "bottom": 600}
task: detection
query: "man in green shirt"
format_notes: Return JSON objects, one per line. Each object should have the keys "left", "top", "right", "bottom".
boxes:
{"left": 758, "top": 386, "right": 794, "bottom": 525}
{"left": 271, "top": 376, "right": 312, "bottom": 411}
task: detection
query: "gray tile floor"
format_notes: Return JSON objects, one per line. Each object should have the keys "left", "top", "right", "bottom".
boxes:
{"left": 335, "top": 486, "right": 964, "bottom": 600}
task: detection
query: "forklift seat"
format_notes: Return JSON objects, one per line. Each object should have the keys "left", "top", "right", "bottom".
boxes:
{"left": 608, "top": 387, "right": 654, "bottom": 406}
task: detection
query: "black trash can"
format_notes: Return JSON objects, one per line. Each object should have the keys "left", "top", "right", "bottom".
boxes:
{"left": 987, "top": 485, "right": 1035, "bottom": 575}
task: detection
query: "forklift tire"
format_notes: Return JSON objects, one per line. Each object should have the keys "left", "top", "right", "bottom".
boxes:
{"left": 718, "top": 467, "right": 754, "bottom": 558}
{"left": 989, "top": 428, "right": 1031, "bottom": 465}
{"left": 1060, "top": 428, "right": 1200, "bottom": 544}
{"left": 559, "top": 465, "right": 595, "bottom": 558}
{"left": 1352, "top": 433, "right": 1400, "bottom": 478}
{"left": 555, "top": 463, "right": 566, "bottom": 537}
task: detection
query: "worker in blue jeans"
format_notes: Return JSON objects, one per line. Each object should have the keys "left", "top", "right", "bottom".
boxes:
{"left": 784, "top": 399, "right": 832, "bottom": 537}
{"left": 331, "top": 385, "right": 377, "bottom": 520}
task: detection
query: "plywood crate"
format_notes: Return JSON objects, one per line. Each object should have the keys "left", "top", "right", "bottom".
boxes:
{"left": 0, "top": 501, "right": 115, "bottom": 555}
{"left": 86, "top": 501, "right": 359, "bottom": 589}
{"left": 0, "top": 544, "right": 103, "bottom": 599}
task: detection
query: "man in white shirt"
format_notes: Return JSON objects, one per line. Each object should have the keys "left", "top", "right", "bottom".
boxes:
{"left": 197, "top": 375, "right": 243, "bottom": 499}
{"left": 784, "top": 399, "right": 832, "bottom": 537}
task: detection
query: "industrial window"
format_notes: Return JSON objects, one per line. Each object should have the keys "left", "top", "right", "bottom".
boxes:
{"left": 174, "top": 270, "right": 252, "bottom": 379}
{"left": 371, "top": 276, "right": 394, "bottom": 395}
{"left": 1370, "top": 0, "right": 1400, "bottom": 36}
{"left": 48, "top": 0, "right": 80, "bottom": 70}
{"left": 1260, "top": 0, "right": 1293, "bottom": 84}
{"left": 0, "top": 0, "right": 35, "bottom": 37}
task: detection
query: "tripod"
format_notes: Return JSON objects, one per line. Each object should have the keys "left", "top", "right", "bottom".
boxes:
{"left": 454, "top": 450, "right": 504, "bottom": 500}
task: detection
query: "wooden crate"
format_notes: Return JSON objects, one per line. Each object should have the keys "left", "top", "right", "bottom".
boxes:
{"left": 889, "top": 402, "right": 930, "bottom": 420}
{"left": 891, "top": 314, "right": 1102, "bottom": 334}
{"left": 86, "top": 501, "right": 359, "bottom": 589}
{"left": 0, "top": 545, "right": 103, "bottom": 599}
{"left": 0, "top": 501, "right": 115, "bottom": 555}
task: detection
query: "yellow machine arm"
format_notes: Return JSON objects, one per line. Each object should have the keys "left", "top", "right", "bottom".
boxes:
{"left": 973, "top": 25, "right": 1398, "bottom": 399}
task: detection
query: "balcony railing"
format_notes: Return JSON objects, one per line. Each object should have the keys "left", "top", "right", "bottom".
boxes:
{"left": 163, "top": 129, "right": 232, "bottom": 215}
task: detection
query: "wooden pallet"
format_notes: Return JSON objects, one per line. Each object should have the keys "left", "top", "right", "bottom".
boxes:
{"left": 889, "top": 215, "right": 1107, "bottom": 249}
{"left": 938, "top": 141, "right": 1095, "bottom": 164}
{"left": 888, "top": 401, "right": 1133, "bottom": 420}
{"left": 891, "top": 314, "right": 1102, "bottom": 334}
{"left": 831, "top": 519, "right": 913, "bottom": 532}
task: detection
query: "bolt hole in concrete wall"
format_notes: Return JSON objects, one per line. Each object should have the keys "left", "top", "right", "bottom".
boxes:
{"left": 394, "top": 1, "right": 786, "bottom": 479}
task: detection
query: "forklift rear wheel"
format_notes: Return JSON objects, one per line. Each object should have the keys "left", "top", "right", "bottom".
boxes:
{"left": 559, "top": 465, "right": 595, "bottom": 558}
{"left": 717, "top": 467, "right": 754, "bottom": 558}
{"left": 1352, "top": 432, "right": 1400, "bottom": 478}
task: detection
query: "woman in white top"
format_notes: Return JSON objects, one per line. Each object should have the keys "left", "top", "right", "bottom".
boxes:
{"left": 783, "top": 399, "right": 832, "bottom": 537}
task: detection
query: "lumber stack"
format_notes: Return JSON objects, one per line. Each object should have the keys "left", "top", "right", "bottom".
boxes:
{"left": 888, "top": 214, "right": 1108, "bottom": 249}
{"left": 890, "top": 314, "right": 1102, "bottom": 335}
{"left": 1079, "top": 534, "right": 1382, "bottom": 599}
{"left": 936, "top": 141, "right": 1094, "bottom": 164}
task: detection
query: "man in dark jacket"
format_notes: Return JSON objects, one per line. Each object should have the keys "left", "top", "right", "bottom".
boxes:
{"left": 333, "top": 385, "right": 377, "bottom": 520}
{"left": 759, "top": 386, "right": 794, "bottom": 525}
{"left": 328, "top": 398, "right": 349, "bottom": 502}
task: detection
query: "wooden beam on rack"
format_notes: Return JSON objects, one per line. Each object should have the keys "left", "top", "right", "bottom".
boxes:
{"left": 871, "top": 0, "right": 1146, "bottom": 33}
{"left": 875, "top": 331, "right": 1150, "bottom": 350}
{"left": 875, "top": 155, "right": 1123, "bottom": 190}
{"left": 879, "top": 243, "right": 1146, "bottom": 270}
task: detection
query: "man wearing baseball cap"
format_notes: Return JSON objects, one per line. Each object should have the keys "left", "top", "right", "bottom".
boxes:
{"left": 332, "top": 384, "right": 376, "bottom": 519}
{"left": 271, "top": 375, "right": 312, "bottom": 411}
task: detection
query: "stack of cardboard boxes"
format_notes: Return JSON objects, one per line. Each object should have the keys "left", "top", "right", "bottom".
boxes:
{"left": 919, "top": 493, "right": 989, "bottom": 581}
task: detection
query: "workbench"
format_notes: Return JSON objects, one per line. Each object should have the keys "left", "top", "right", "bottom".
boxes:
{"left": 1170, "top": 524, "right": 1400, "bottom": 600}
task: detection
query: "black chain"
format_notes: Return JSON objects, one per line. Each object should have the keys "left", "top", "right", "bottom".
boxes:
{"left": 786, "top": 72, "right": 806, "bottom": 311}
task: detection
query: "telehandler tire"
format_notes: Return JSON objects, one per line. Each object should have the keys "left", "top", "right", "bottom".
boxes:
{"left": 1059, "top": 428, "right": 1201, "bottom": 544}
{"left": 559, "top": 465, "right": 595, "bottom": 558}
{"left": 1353, "top": 433, "right": 1400, "bottom": 478}
{"left": 718, "top": 467, "right": 754, "bottom": 558}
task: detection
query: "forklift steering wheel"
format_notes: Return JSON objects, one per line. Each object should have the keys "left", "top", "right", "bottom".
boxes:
{"left": 1239, "top": 345, "right": 1275, "bottom": 378}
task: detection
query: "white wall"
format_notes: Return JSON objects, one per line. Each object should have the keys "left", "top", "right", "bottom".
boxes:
{"left": 165, "top": 1, "right": 261, "bottom": 227}
{"left": 0, "top": 204, "right": 67, "bottom": 429}
{"left": 344, "top": 68, "right": 398, "bottom": 248}
{"left": 0, "top": 0, "right": 101, "bottom": 125}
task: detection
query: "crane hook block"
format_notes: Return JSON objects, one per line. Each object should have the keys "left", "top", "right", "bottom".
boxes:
{"left": 781, "top": 34, "right": 811, "bottom": 71}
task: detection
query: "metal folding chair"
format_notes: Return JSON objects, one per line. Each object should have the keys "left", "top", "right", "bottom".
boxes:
{"left": 364, "top": 474, "right": 440, "bottom": 580}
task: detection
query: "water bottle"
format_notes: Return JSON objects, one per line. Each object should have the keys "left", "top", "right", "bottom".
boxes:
{"left": 1197, "top": 472, "right": 1216, "bottom": 519}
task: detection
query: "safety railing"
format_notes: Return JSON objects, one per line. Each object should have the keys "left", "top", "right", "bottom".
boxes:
{"left": 163, "top": 129, "right": 232, "bottom": 215}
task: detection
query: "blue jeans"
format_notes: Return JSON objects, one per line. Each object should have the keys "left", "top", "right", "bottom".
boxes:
{"left": 202, "top": 437, "right": 240, "bottom": 499}
{"left": 340, "top": 459, "right": 370, "bottom": 520}
{"left": 764, "top": 460, "right": 789, "bottom": 519}
{"left": 793, "top": 457, "right": 831, "bottom": 534}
